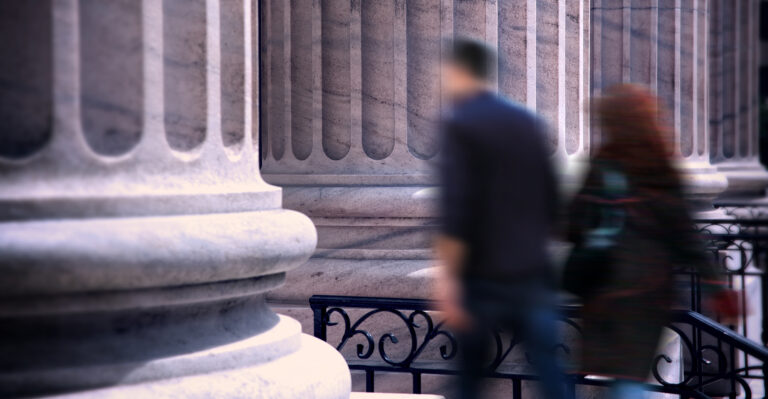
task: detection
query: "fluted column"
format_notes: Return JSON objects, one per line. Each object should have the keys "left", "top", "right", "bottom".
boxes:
{"left": 591, "top": 0, "right": 728, "bottom": 213}
{"left": 707, "top": 4, "right": 766, "bottom": 390}
{"left": 709, "top": 0, "right": 768, "bottom": 203}
{"left": 260, "top": 0, "right": 590, "bottom": 303}
{"left": 0, "top": 0, "right": 349, "bottom": 397}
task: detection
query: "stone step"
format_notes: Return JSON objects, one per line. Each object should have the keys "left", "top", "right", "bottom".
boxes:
{"left": 351, "top": 393, "right": 444, "bottom": 399}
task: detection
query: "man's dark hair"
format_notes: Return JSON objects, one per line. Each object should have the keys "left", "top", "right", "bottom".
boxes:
{"left": 448, "top": 37, "right": 496, "bottom": 80}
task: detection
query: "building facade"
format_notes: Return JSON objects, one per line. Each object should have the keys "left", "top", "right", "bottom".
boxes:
{"left": 260, "top": 0, "right": 764, "bottom": 392}
{"left": 261, "top": 0, "right": 764, "bottom": 308}
{"left": 0, "top": 0, "right": 765, "bottom": 398}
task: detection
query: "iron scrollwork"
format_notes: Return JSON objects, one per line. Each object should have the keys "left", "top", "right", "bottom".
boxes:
{"left": 312, "top": 295, "right": 768, "bottom": 398}
{"left": 310, "top": 217, "right": 768, "bottom": 397}
{"left": 318, "top": 300, "right": 583, "bottom": 373}
{"left": 323, "top": 306, "right": 458, "bottom": 367}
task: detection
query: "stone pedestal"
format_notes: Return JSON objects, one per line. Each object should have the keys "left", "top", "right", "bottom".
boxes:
{"left": 0, "top": 0, "right": 349, "bottom": 397}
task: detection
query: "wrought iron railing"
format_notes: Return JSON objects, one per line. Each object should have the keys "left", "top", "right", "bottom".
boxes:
{"left": 310, "top": 295, "right": 768, "bottom": 398}
{"left": 689, "top": 217, "right": 768, "bottom": 397}
{"left": 695, "top": 219, "right": 768, "bottom": 342}
{"left": 303, "top": 217, "right": 768, "bottom": 397}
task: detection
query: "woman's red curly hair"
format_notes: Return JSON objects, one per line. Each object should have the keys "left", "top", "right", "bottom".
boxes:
{"left": 593, "top": 84, "right": 682, "bottom": 193}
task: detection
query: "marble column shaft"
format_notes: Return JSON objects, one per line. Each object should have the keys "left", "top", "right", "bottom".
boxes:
{"left": 260, "top": 0, "right": 591, "bottom": 303}
{"left": 709, "top": 0, "right": 768, "bottom": 200}
{"left": 591, "top": 0, "right": 728, "bottom": 210}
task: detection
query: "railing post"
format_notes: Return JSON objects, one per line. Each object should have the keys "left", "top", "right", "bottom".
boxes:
{"left": 412, "top": 372, "right": 421, "bottom": 394}
{"left": 763, "top": 273, "right": 768, "bottom": 397}
{"left": 756, "top": 238, "right": 768, "bottom": 397}
{"left": 312, "top": 301, "right": 327, "bottom": 342}
{"left": 413, "top": 373, "right": 421, "bottom": 393}
{"left": 763, "top": 360, "right": 768, "bottom": 399}
{"left": 365, "top": 370, "right": 375, "bottom": 392}
{"left": 512, "top": 378, "right": 521, "bottom": 399}
{"left": 566, "top": 377, "right": 576, "bottom": 399}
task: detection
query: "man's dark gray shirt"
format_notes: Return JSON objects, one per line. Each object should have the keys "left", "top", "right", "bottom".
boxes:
{"left": 440, "top": 91, "right": 558, "bottom": 284}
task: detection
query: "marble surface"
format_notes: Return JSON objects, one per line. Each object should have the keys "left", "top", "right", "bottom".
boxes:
{"left": 0, "top": 0, "right": 351, "bottom": 397}
{"left": 269, "top": 258, "right": 435, "bottom": 303}
{"left": 3, "top": 313, "right": 296, "bottom": 396}
{"left": 47, "top": 332, "right": 351, "bottom": 399}
{"left": 0, "top": 209, "right": 315, "bottom": 296}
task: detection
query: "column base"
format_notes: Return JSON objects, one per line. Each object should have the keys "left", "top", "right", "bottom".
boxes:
{"left": 39, "top": 316, "right": 350, "bottom": 399}
{"left": 715, "top": 161, "right": 768, "bottom": 199}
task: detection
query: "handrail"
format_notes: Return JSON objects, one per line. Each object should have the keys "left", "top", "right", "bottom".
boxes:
{"left": 674, "top": 310, "right": 768, "bottom": 360}
{"left": 695, "top": 218, "right": 768, "bottom": 226}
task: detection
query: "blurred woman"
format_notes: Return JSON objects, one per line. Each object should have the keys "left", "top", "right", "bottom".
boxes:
{"left": 564, "top": 84, "right": 729, "bottom": 398}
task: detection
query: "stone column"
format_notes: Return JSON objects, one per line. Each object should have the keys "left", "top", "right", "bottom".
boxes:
{"left": 708, "top": 3, "right": 766, "bottom": 384}
{"left": 260, "top": 0, "right": 591, "bottom": 304}
{"left": 591, "top": 0, "right": 728, "bottom": 213}
{"left": 709, "top": 0, "right": 768, "bottom": 203}
{"left": 0, "top": 0, "right": 349, "bottom": 397}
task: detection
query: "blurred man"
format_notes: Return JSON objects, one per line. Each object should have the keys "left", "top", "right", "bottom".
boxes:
{"left": 435, "top": 38, "right": 564, "bottom": 399}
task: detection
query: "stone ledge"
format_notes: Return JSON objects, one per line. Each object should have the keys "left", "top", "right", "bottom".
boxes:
{"left": 269, "top": 257, "right": 435, "bottom": 303}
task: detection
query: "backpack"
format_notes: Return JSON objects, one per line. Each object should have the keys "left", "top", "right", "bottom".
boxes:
{"left": 563, "top": 167, "right": 631, "bottom": 299}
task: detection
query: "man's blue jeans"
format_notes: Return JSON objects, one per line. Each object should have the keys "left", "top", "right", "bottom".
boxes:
{"left": 610, "top": 380, "right": 646, "bottom": 399}
{"left": 458, "top": 281, "right": 567, "bottom": 399}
